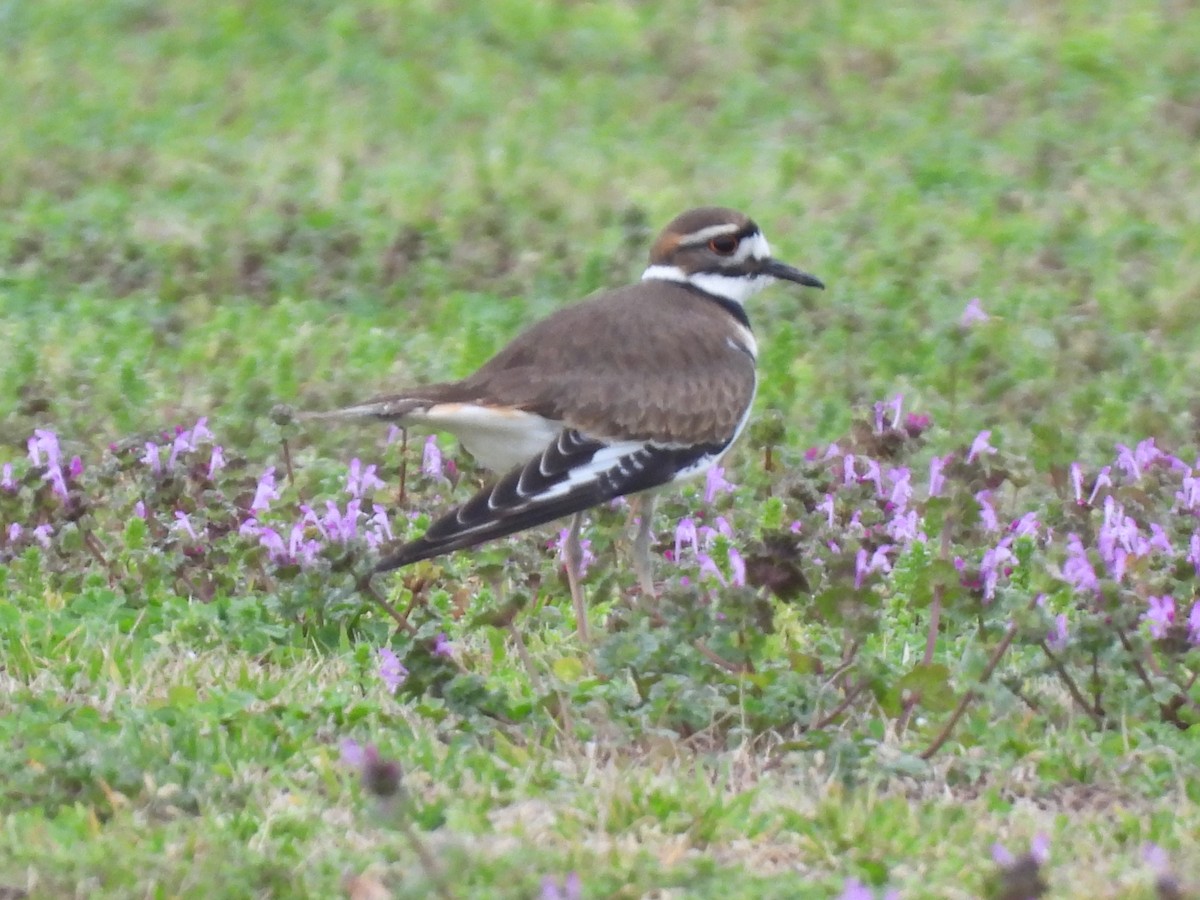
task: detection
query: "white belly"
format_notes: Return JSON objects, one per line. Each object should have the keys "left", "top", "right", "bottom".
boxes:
{"left": 413, "top": 403, "right": 561, "bottom": 471}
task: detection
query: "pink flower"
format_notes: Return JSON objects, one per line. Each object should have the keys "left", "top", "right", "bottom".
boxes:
{"left": 433, "top": 633, "right": 454, "bottom": 658}
{"left": 552, "top": 527, "right": 595, "bottom": 576}
{"left": 421, "top": 436, "right": 446, "bottom": 481}
{"left": 346, "top": 458, "right": 386, "bottom": 497}
{"left": 727, "top": 547, "right": 746, "bottom": 587}
{"left": 976, "top": 490, "right": 1000, "bottom": 533}
{"left": 1143, "top": 596, "right": 1175, "bottom": 639}
{"left": 1088, "top": 466, "right": 1112, "bottom": 505}
{"left": 858, "top": 457, "right": 883, "bottom": 495}
{"left": 251, "top": 467, "right": 280, "bottom": 513}
{"left": 979, "top": 544, "right": 1014, "bottom": 601}
{"left": 967, "top": 430, "right": 997, "bottom": 463}
{"left": 703, "top": 465, "right": 735, "bottom": 503}
{"left": 672, "top": 517, "right": 698, "bottom": 562}
{"left": 173, "top": 511, "right": 198, "bottom": 540}
{"left": 959, "top": 297, "right": 988, "bottom": 327}
{"left": 887, "top": 467, "right": 913, "bottom": 511}
{"left": 340, "top": 738, "right": 366, "bottom": 768}
{"left": 1047, "top": 613, "right": 1069, "bottom": 651}
{"left": 540, "top": 873, "right": 582, "bottom": 900}
{"left": 1062, "top": 533, "right": 1099, "bottom": 594}
{"left": 377, "top": 647, "right": 407, "bottom": 694}
{"left": 928, "top": 454, "right": 949, "bottom": 497}
{"left": 207, "top": 445, "right": 226, "bottom": 480}
{"left": 142, "top": 442, "right": 162, "bottom": 474}
{"left": 817, "top": 494, "right": 835, "bottom": 527}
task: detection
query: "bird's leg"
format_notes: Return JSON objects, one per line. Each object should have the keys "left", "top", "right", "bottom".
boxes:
{"left": 631, "top": 494, "right": 658, "bottom": 596}
{"left": 564, "top": 511, "right": 590, "bottom": 643}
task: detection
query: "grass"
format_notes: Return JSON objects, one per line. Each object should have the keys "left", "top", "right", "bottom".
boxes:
{"left": 2, "top": 0, "right": 1199, "bottom": 897}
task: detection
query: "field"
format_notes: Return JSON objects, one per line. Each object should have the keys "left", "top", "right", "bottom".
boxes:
{"left": 2, "top": 1, "right": 1199, "bottom": 897}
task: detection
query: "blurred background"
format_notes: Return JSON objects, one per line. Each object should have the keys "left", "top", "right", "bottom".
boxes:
{"left": 2, "top": 0, "right": 1198, "bottom": 463}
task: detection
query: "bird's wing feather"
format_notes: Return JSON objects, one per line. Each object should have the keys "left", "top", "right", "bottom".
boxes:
{"left": 374, "top": 429, "right": 726, "bottom": 572}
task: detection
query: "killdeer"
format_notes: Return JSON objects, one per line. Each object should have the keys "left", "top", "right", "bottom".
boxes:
{"left": 306, "top": 207, "right": 823, "bottom": 639}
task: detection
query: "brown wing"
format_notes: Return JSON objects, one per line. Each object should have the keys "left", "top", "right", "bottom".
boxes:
{"left": 456, "top": 283, "right": 758, "bottom": 444}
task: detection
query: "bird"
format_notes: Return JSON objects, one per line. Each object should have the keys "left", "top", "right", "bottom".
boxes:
{"left": 304, "top": 207, "right": 824, "bottom": 640}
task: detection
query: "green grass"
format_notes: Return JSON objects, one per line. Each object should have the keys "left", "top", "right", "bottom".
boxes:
{"left": 2, "top": 1, "right": 1199, "bottom": 897}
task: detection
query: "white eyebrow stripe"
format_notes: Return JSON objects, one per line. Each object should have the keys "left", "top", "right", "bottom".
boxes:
{"left": 679, "top": 223, "right": 746, "bottom": 245}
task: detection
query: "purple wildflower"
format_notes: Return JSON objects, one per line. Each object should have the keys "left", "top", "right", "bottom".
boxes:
{"left": 1176, "top": 473, "right": 1200, "bottom": 511}
{"left": 173, "top": 511, "right": 198, "bottom": 540}
{"left": 673, "top": 516, "right": 699, "bottom": 561}
{"left": 1062, "top": 533, "right": 1099, "bottom": 594}
{"left": 377, "top": 647, "right": 407, "bottom": 694}
{"left": 1114, "top": 443, "right": 1142, "bottom": 481}
{"left": 340, "top": 738, "right": 366, "bottom": 768}
{"left": 838, "top": 879, "right": 873, "bottom": 900}
{"left": 854, "top": 545, "right": 893, "bottom": 589}
{"left": 979, "top": 545, "right": 1013, "bottom": 600}
{"left": 889, "top": 393, "right": 904, "bottom": 428}
{"left": 540, "top": 873, "right": 582, "bottom": 900}
{"left": 1, "top": 462, "right": 14, "bottom": 492}
{"left": 967, "top": 429, "right": 997, "bottom": 463}
{"left": 1047, "top": 612, "right": 1069, "bottom": 651}
{"left": 69, "top": 456, "right": 83, "bottom": 479}
{"left": 904, "top": 411, "right": 931, "bottom": 435}
{"left": 1030, "top": 833, "right": 1050, "bottom": 864}
{"left": 433, "top": 633, "right": 454, "bottom": 658}
{"left": 421, "top": 436, "right": 446, "bottom": 481}
{"left": 142, "top": 442, "right": 162, "bottom": 474}
{"left": 886, "top": 508, "right": 925, "bottom": 544}
{"left": 858, "top": 457, "right": 883, "bottom": 495}
{"left": 250, "top": 467, "right": 280, "bottom": 514}
{"left": 976, "top": 490, "right": 1000, "bottom": 532}
{"left": 960, "top": 297, "right": 988, "bottom": 327}
{"left": 552, "top": 527, "right": 595, "bottom": 576}
{"left": 346, "top": 458, "right": 386, "bottom": 497}
{"left": 1189, "top": 534, "right": 1200, "bottom": 576}
{"left": 207, "top": 445, "right": 226, "bottom": 480}
{"left": 255, "top": 526, "right": 287, "bottom": 560}
{"left": 817, "top": 493, "right": 835, "bottom": 527}
{"left": 27, "top": 429, "right": 62, "bottom": 469}
{"left": 7, "top": 523, "right": 22, "bottom": 542}
{"left": 703, "top": 465, "right": 735, "bottom": 503}
{"left": 1009, "top": 512, "right": 1039, "bottom": 540}
{"left": 1189, "top": 601, "right": 1200, "bottom": 645}
{"left": 887, "top": 467, "right": 913, "bottom": 511}
{"left": 385, "top": 425, "right": 404, "bottom": 445}
{"left": 1088, "top": 466, "right": 1112, "bottom": 505}
{"left": 696, "top": 551, "right": 726, "bottom": 585}
{"left": 323, "top": 498, "right": 362, "bottom": 542}
{"left": 1143, "top": 596, "right": 1175, "bottom": 639}
{"left": 928, "top": 454, "right": 949, "bottom": 497}
{"left": 727, "top": 546, "right": 746, "bottom": 587}
{"left": 365, "top": 504, "right": 393, "bottom": 548}
{"left": 842, "top": 453, "right": 857, "bottom": 486}
{"left": 45, "top": 463, "right": 69, "bottom": 499}
{"left": 134, "top": 500, "right": 146, "bottom": 519}
{"left": 1142, "top": 842, "right": 1170, "bottom": 874}
{"left": 32, "top": 524, "right": 53, "bottom": 547}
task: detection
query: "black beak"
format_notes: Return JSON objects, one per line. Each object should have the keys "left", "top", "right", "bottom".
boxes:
{"left": 762, "top": 259, "right": 825, "bottom": 289}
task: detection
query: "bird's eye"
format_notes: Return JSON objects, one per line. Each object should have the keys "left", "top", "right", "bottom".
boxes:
{"left": 708, "top": 235, "right": 739, "bottom": 256}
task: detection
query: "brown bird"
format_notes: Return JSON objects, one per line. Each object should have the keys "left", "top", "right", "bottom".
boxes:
{"left": 306, "top": 207, "right": 824, "bottom": 639}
